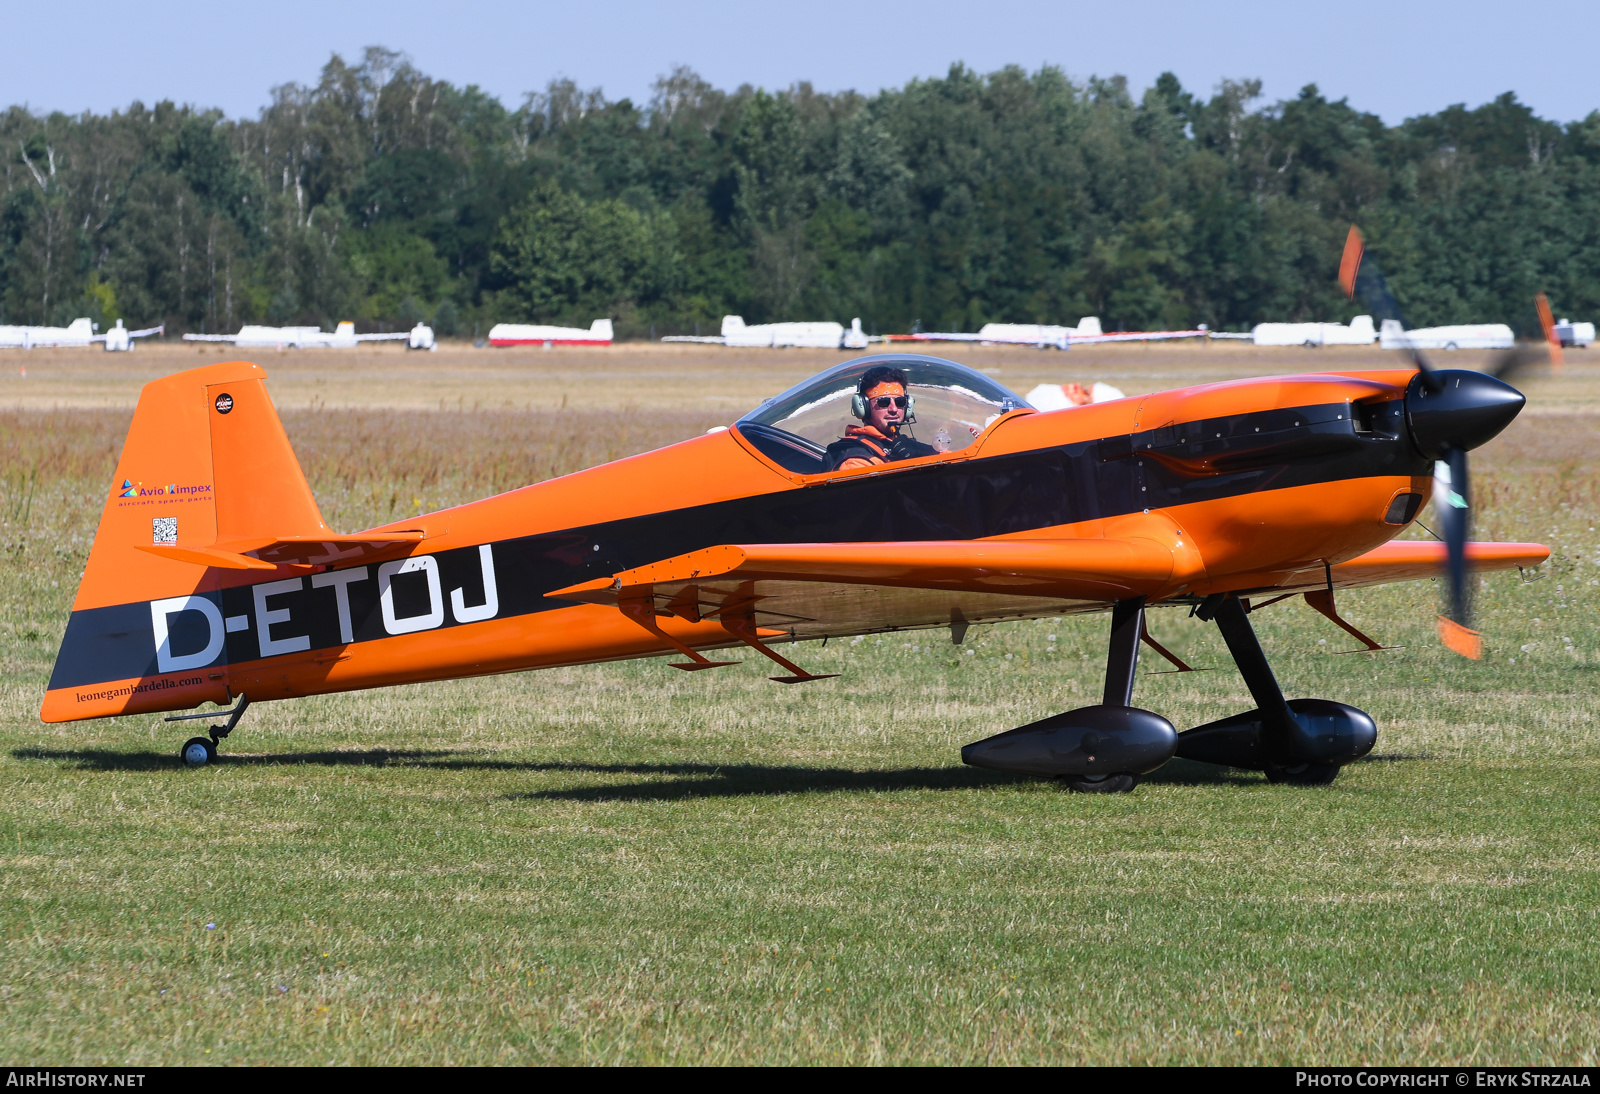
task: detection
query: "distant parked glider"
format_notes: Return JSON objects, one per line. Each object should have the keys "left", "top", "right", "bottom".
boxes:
{"left": 663, "top": 316, "right": 870, "bottom": 350}
{"left": 1377, "top": 319, "right": 1513, "bottom": 352}
{"left": 184, "top": 322, "right": 419, "bottom": 349}
{"left": 0, "top": 317, "right": 164, "bottom": 351}
{"left": 890, "top": 317, "right": 1211, "bottom": 349}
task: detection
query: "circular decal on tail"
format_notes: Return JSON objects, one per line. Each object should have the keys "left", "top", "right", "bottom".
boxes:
{"left": 214, "top": 393, "right": 234, "bottom": 414}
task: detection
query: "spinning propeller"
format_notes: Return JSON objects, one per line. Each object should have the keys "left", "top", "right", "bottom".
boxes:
{"left": 1338, "top": 226, "right": 1529, "bottom": 659}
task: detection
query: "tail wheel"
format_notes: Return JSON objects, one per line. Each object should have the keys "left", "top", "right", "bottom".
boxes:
{"left": 1060, "top": 773, "right": 1138, "bottom": 794}
{"left": 180, "top": 737, "right": 217, "bottom": 767}
{"left": 1262, "top": 761, "right": 1339, "bottom": 786}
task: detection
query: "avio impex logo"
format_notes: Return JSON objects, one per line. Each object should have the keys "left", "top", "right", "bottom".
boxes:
{"left": 114, "top": 479, "right": 213, "bottom": 501}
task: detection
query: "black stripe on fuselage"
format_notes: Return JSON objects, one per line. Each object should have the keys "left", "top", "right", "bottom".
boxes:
{"left": 48, "top": 399, "right": 1426, "bottom": 690}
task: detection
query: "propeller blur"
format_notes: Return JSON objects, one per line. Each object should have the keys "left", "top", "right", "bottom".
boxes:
{"left": 1339, "top": 225, "right": 1536, "bottom": 658}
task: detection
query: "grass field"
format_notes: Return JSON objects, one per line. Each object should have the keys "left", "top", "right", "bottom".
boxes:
{"left": 1, "top": 343, "right": 1597, "bottom": 1065}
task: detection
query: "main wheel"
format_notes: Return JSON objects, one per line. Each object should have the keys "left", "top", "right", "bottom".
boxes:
{"left": 1060, "top": 772, "right": 1138, "bottom": 794}
{"left": 1262, "top": 761, "right": 1339, "bottom": 786}
{"left": 180, "top": 736, "right": 217, "bottom": 767}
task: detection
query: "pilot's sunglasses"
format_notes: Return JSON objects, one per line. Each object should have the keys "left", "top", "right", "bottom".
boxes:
{"left": 871, "top": 395, "right": 910, "bottom": 409}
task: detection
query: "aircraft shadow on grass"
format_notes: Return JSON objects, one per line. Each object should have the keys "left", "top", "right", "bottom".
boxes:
{"left": 14, "top": 746, "right": 467, "bottom": 771}
{"left": 511, "top": 758, "right": 1261, "bottom": 802}
{"left": 14, "top": 746, "right": 1021, "bottom": 796}
{"left": 10, "top": 748, "right": 1421, "bottom": 799}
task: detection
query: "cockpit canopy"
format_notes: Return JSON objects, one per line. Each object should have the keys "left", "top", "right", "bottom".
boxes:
{"left": 735, "top": 355, "right": 1032, "bottom": 474}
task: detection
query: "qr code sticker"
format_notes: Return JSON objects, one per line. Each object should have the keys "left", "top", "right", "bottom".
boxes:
{"left": 152, "top": 516, "right": 177, "bottom": 545}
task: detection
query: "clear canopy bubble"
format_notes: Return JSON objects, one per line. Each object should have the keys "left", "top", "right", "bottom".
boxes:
{"left": 736, "top": 355, "right": 1031, "bottom": 474}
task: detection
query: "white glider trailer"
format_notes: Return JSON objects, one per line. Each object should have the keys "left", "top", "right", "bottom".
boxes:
{"left": 1251, "top": 315, "right": 1376, "bottom": 347}
{"left": 1554, "top": 319, "right": 1595, "bottom": 348}
{"left": 488, "top": 319, "right": 614, "bottom": 347}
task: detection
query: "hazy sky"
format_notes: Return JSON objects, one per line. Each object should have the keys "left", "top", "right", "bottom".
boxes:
{"left": 5, "top": 0, "right": 1595, "bottom": 125}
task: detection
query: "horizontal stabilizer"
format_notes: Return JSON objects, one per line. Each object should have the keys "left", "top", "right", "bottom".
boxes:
{"left": 137, "top": 531, "right": 427, "bottom": 571}
{"left": 135, "top": 544, "right": 276, "bottom": 570}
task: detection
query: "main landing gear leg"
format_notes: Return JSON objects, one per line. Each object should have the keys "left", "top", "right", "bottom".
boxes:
{"left": 1175, "top": 596, "right": 1376, "bottom": 784}
{"left": 1102, "top": 596, "right": 1142, "bottom": 707}
{"left": 960, "top": 597, "right": 1178, "bottom": 792}
{"left": 170, "top": 695, "right": 250, "bottom": 768}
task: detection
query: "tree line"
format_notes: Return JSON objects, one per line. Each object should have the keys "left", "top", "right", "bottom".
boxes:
{"left": 2, "top": 47, "right": 1596, "bottom": 339}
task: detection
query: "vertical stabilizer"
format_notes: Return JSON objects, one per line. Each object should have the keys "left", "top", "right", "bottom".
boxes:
{"left": 42, "top": 361, "right": 329, "bottom": 722}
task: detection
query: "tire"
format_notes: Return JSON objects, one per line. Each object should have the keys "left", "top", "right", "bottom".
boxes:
{"left": 1443, "top": 341, "right": 1459, "bottom": 351}
{"left": 1262, "top": 761, "right": 1339, "bottom": 786}
{"left": 1060, "top": 772, "right": 1138, "bottom": 794}
{"left": 180, "top": 736, "right": 217, "bottom": 767}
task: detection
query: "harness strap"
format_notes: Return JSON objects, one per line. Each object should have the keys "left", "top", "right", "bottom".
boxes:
{"left": 854, "top": 435, "right": 889, "bottom": 461}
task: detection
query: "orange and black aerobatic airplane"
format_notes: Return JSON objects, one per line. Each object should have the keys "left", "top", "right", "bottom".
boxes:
{"left": 41, "top": 236, "right": 1549, "bottom": 792}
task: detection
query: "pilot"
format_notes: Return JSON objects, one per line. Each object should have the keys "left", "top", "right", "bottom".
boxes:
{"left": 825, "top": 366, "right": 939, "bottom": 471}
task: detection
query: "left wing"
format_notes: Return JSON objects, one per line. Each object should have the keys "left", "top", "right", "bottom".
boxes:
{"left": 1331, "top": 540, "right": 1548, "bottom": 588}
{"left": 548, "top": 538, "right": 1178, "bottom": 640}
{"left": 545, "top": 536, "right": 1551, "bottom": 645}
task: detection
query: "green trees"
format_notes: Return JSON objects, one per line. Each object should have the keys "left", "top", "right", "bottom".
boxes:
{"left": 0, "top": 102, "right": 260, "bottom": 332}
{"left": 487, "top": 180, "right": 674, "bottom": 325}
{"left": 1, "top": 53, "right": 1596, "bottom": 338}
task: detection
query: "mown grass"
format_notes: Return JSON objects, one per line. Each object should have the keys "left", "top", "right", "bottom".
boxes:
{"left": 1, "top": 363, "right": 1597, "bottom": 1065}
